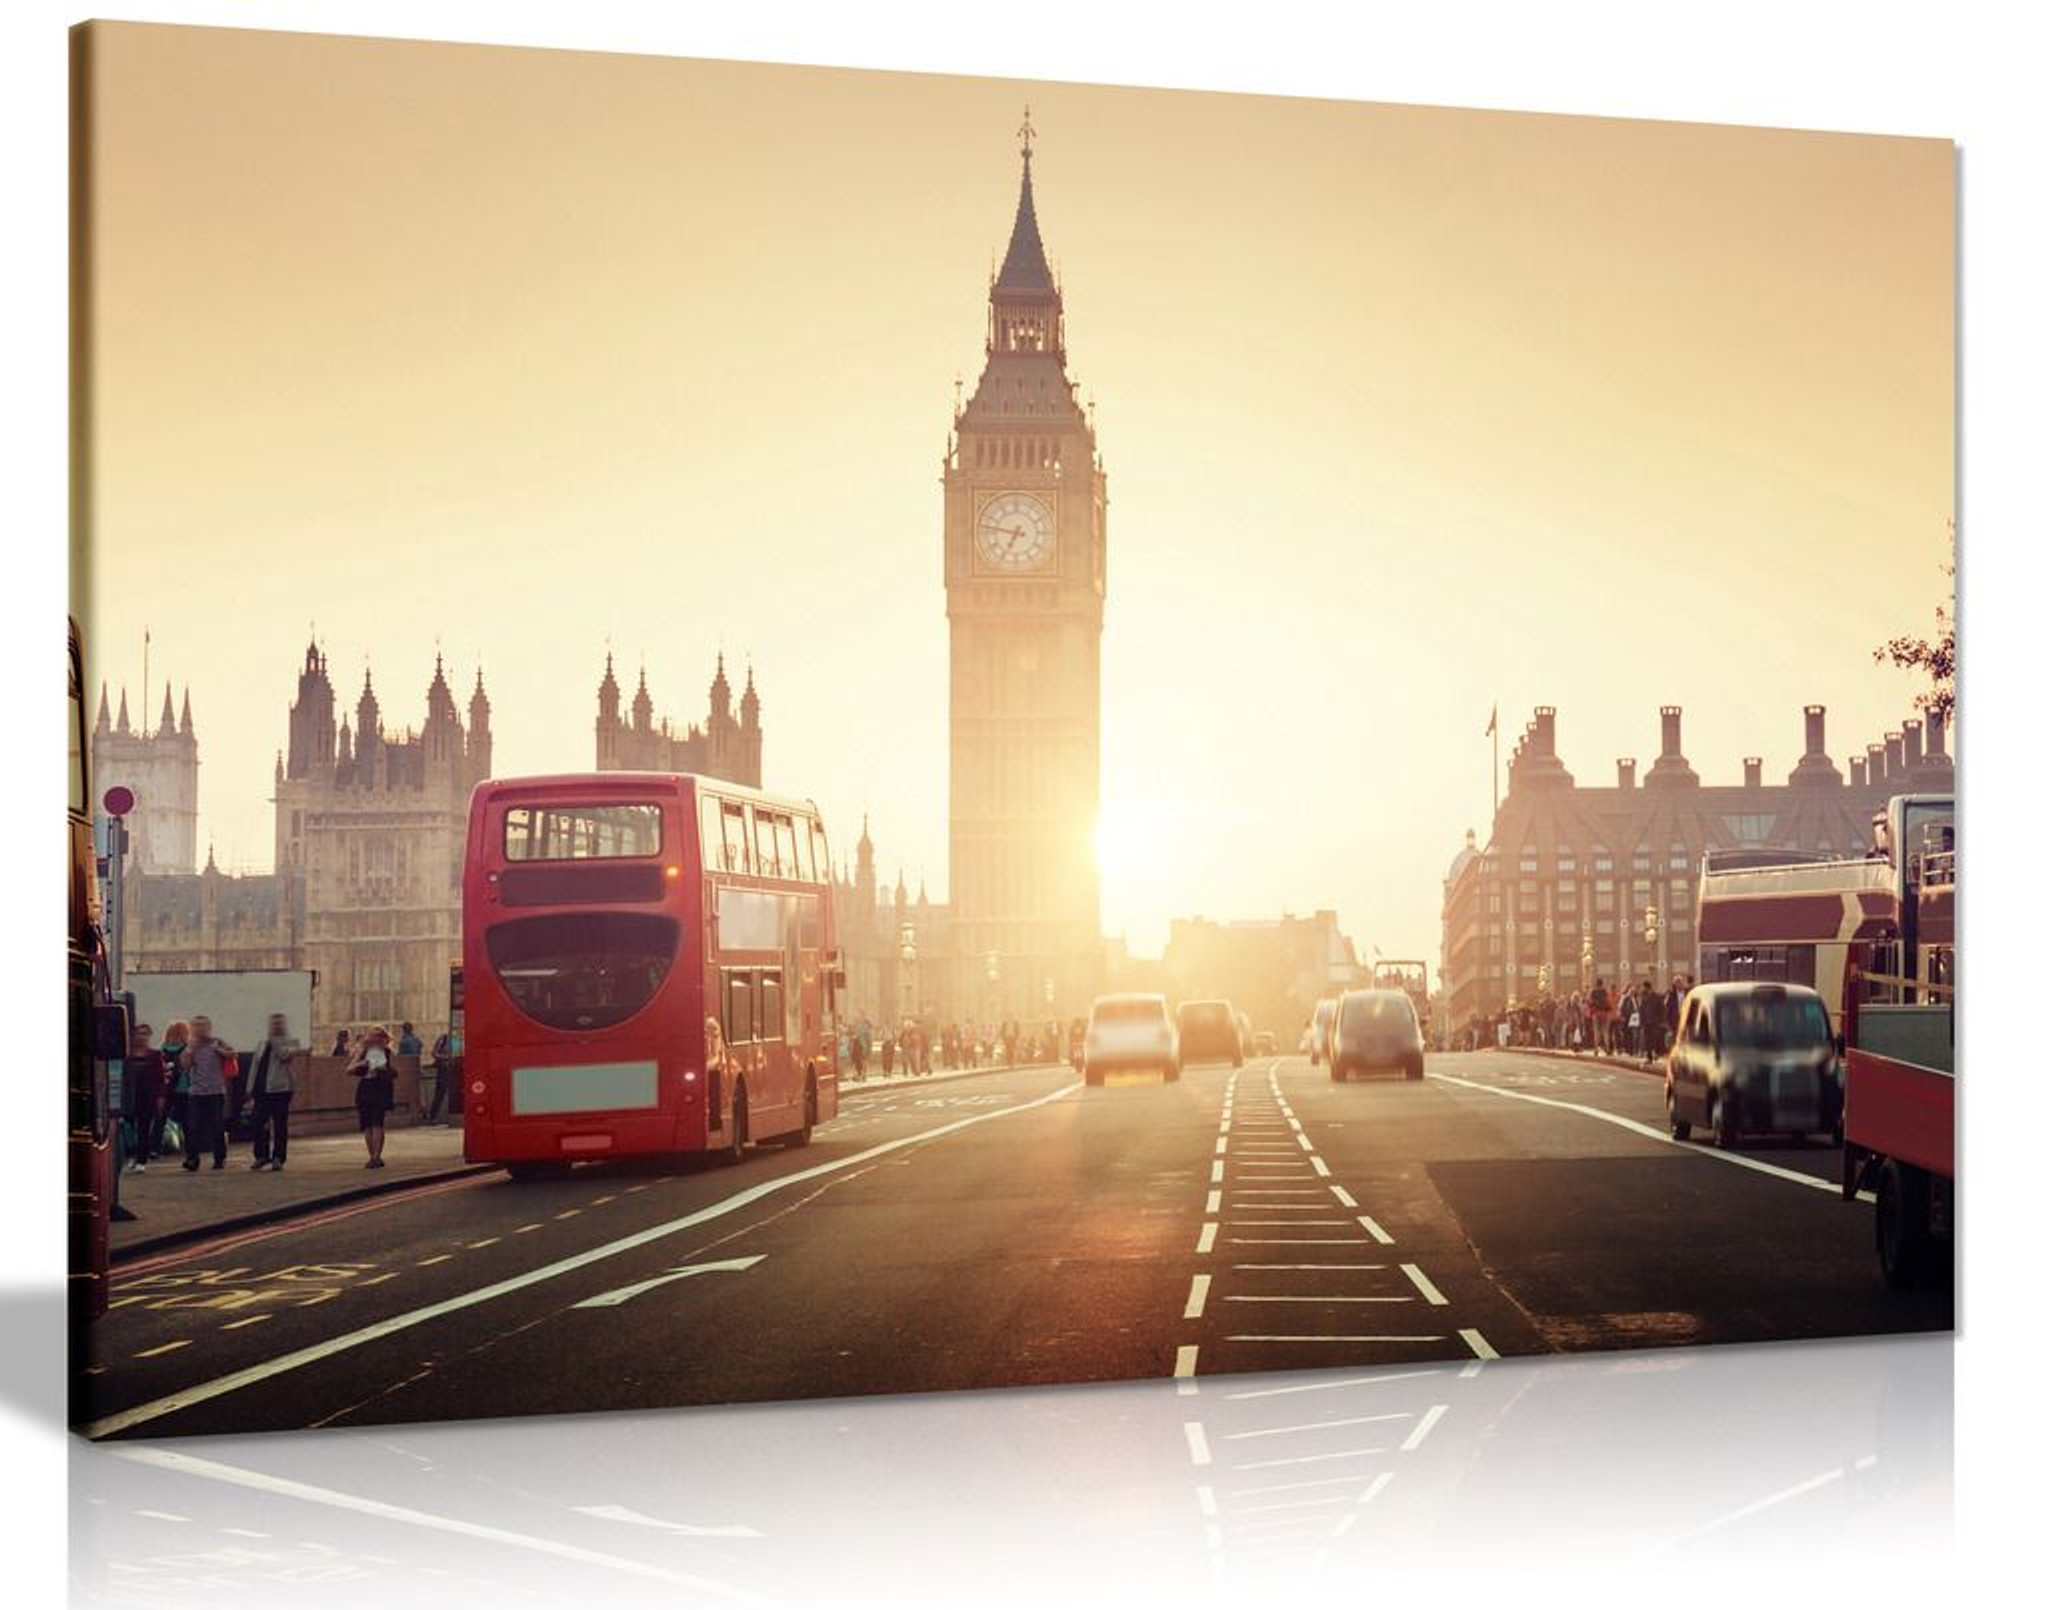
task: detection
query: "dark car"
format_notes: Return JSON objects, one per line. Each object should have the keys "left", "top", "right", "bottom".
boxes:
{"left": 1665, "top": 982, "right": 1840, "bottom": 1148}
{"left": 1329, "top": 989, "right": 1424, "bottom": 1082}
{"left": 1176, "top": 999, "right": 1243, "bottom": 1069}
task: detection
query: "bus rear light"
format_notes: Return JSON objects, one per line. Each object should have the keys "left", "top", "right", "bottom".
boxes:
{"left": 470, "top": 1080, "right": 486, "bottom": 1094}
{"left": 683, "top": 1070, "right": 698, "bottom": 1082}
{"left": 665, "top": 864, "right": 682, "bottom": 879}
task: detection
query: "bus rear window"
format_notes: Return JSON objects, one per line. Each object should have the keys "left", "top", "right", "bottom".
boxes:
{"left": 486, "top": 912, "right": 679, "bottom": 1031}
{"left": 504, "top": 803, "right": 661, "bottom": 861}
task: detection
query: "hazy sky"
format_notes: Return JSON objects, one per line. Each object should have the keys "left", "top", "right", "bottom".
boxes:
{"left": 81, "top": 22, "right": 1953, "bottom": 960}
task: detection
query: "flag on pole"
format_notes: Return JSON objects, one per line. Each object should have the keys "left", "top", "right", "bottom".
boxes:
{"left": 1485, "top": 703, "right": 1497, "bottom": 737}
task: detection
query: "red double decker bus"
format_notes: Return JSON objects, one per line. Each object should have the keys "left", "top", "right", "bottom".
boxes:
{"left": 461, "top": 773, "right": 842, "bottom": 1178}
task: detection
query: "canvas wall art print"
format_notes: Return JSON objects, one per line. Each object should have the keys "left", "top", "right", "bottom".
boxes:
{"left": 67, "top": 22, "right": 1956, "bottom": 1440}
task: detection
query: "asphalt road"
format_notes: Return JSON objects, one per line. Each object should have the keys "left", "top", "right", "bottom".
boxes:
{"left": 77, "top": 1051, "right": 1953, "bottom": 1440}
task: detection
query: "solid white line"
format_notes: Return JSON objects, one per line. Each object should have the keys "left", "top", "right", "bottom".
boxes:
{"left": 1197, "top": 1223, "right": 1218, "bottom": 1254}
{"left": 1223, "top": 1369, "right": 1444, "bottom": 1401}
{"left": 1224, "top": 1412, "right": 1412, "bottom": 1441}
{"left": 85, "top": 1080, "right": 1085, "bottom": 1440}
{"left": 1185, "top": 1275, "right": 1212, "bottom": 1320}
{"left": 1401, "top": 1404, "right": 1449, "bottom": 1452}
{"left": 106, "top": 1448, "right": 760, "bottom": 1600}
{"left": 1460, "top": 1328, "right": 1499, "bottom": 1360}
{"left": 1430, "top": 1070, "right": 1869, "bottom": 1198}
{"left": 1358, "top": 1216, "right": 1394, "bottom": 1243}
{"left": 1184, "top": 1422, "right": 1213, "bottom": 1467}
{"left": 1310, "top": 1157, "right": 1332, "bottom": 1177}
{"left": 1175, "top": 1345, "right": 1200, "bottom": 1379}
{"left": 1400, "top": 1264, "right": 1448, "bottom": 1306}
{"left": 1328, "top": 1185, "right": 1358, "bottom": 1209}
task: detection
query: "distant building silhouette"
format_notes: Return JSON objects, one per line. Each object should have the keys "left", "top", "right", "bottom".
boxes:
{"left": 91, "top": 680, "right": 199, "bottom": 876}
{"left": 1439, "top": 702, "right": 1955, "bottom": 1029}
{"left": 595, "top": 652, "right": 761, "bottom": 786}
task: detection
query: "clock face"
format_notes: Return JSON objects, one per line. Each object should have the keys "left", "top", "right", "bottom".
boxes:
{"left": 975, "top": 491, "right": 1055, "bottom": 573}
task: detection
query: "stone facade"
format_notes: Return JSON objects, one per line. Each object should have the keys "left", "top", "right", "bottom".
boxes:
{"left": 940, "top": 129, "right": 1108, "bottom": 1021}
{"left": 91, "top": 682, "right": 199, "bottom": 876}
{"left": 1162, "top": 912, "right": 1363, "bottom": 1043}
{"left": 1438, "top": 702, "right": 1956, "bottom": 1033}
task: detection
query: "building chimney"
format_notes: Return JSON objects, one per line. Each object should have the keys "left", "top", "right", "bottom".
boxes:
{"left": 1927, "top": 708, "right": 1948, "bottom": 757}
{"left": 1803, "top": 704, "right": 1826, "bottom": 758}
{"left": 1902, "top": 720, "right": 1924, "bottom": 772}
{"left": 1743, "top": 757, "right": 1762, "bottom": 788}
{"left": 1660, "top": 705, "right": 1683, "bottom": 758}
{"left": 1617, "top": 758, "right": 1636, "bottom": 789}
{"left": 1534, "top": 706, "right": 1556, "bottom": 755}
{"left": 1790, "top": 701, "right": 1844, "bottom": 788}
{"left": 1850, "top": 756, "right": 1867, "bottom": 788}
{"left": 1868, "top": 743, "right": 1887, "bottom": 783}
{"left": 1885, "top": 731, "right": 1906, "bottom": 777}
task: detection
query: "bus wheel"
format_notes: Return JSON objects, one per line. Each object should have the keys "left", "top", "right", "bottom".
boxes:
{"left": 722, "top": 1085, "right": 750, "bottom": 1166}
{"left": 785, "top": 1076, "right": 817, "bottom": 1149}
{"left": 1876, "top": 1160, "right": 1929, "bottom": 1289}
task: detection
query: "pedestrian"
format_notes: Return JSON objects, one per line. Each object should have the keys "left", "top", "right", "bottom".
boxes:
{"left": 849, "top": 1023, "right": 868, "bottom": 1081}
{"left": 126, "top": 1022, "right": 168, "bottom": 1172}
{"left": 161, "top": 1018, "right": 191, "bottom": 1159}
{"left": 1587, "top": 980, "right": 1610, "bottom": 1054}
{"left": 426, "top": 1024, "right": 461, "bottom": 1124}
{"left": 177, "top": 1015, "right": 238, "bottom": 1172}
{"left": 329, "top": 1027, "right": 350, "bottom": 1057}
{"left": 247, "top": 1012, "right": 300, "bottom": 1170}
{"left": 345, "top": 1024, "right": 398, "bottom": 1168}
{"left": 880, "top": 1032, "right": 896, "bottom": 1077}
{"left": 398, "top": 1021, "right": 423, "bottom": 1058}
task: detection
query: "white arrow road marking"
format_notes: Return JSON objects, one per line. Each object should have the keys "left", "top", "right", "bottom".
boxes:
{"left": 86, "top": 1080, "right": 1083, "bottom": 1440}
{"left": 573, "top": 1255, "right": 765, "bottom": 1309}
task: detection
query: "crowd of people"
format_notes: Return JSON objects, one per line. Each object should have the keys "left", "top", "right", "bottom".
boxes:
{"left": 836, "top": 1014, "right": 1084, "bottom": 1080}
{"left": 119, "top": 1014, "right": 465, "bottom": 1183}
{"left": 1459, "top": 975, "right": 1694, "bottom": 1066}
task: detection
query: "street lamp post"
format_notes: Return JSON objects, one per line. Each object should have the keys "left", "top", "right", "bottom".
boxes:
{"left": 898, "top": 922, "right": 917, "bottom": 1026}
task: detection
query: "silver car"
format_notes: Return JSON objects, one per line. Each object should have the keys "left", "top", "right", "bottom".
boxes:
{"left": 1329, "top": 989, "right": 1425, "bottom": 1082}
{"left": 1082, "top": 993, "right": 1180, "bottom": 1087}
{"left": 1665, "top": 982, "right": 1842, "bottom": 1148}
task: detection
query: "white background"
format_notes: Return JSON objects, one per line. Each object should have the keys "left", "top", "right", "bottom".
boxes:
{"left": 5, "top": 3, "right": 2040, "bottom": 1605}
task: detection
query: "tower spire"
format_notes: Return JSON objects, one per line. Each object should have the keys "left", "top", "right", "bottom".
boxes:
{"left": 995, "top": 110, "right": 1055, "bottom": 296}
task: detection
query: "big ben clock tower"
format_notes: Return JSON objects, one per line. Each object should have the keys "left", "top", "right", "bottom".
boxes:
{"left": 944, "top": 114, "right": 1107, "bottom": 1021}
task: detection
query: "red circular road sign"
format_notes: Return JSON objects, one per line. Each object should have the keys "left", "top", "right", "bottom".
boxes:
{"left": 102, "top": 785, "right": 135, "bottom": 817}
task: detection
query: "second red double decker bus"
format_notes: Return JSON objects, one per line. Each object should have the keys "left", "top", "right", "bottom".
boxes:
{"left": 462, "top": 772, "right": 842, "bottom": 1177}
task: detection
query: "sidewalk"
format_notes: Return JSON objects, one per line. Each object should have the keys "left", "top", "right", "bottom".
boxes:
{"left": 112, "top": 1122, "right": 481, "bottom": 1261}
{"left": 111, "top": 1059, "right": 1069, "bottom": 1261}
{"left": 1481, "top": 1044, "right": 1666, "bottom": 1079}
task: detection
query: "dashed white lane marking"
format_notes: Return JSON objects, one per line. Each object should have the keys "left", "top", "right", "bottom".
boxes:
{"left": 1232, "top": 1187, "right": 1323, "bottom": 1195}
{"left": 514, "top": 1223, "right": 543, "bottom": 1234}
{"left": 221, "top": 1315, "right": 272, "bottom": 1331}
{"left": 1224, "top": 1368, "right": 1444, "bottom": 1401}
{"left": 1210, "top": 1161, "right": 1225, "bottom": 1183}
{"left": 1185, "top": 1275, "right": 1212, "bottom": 1320}
{"left": 1224, "top": 1411, "right": 1412, "bottom": 1441}
{"left": 1358, "top": 1216, "right": 1394, "bottom": 1244}
{"left": 1229, "top": 1237, "right": 1371, "bottom": 1245}
{"left": 1226, "top": 1335, "right": 1445, "bottom": 1345}
{"left": 1214, "top": 1138, "right": 1228, "bottom": 1155}
{"left": 466, "top": 1238, "right": 500, "bottom": 1250}
{"left": 1229, "top": 1471, "right": 1384, "bottom": 1497}
{"left": 1459, "top": 1328, "right": 1500, "bottom": 1360}
{"left": 1175, "top": 1345, "right": 1200, "bottom": 1379}
{"left": 1195, "top": 1483, "right": 1217, "bottom": 1516}
{"left": 134, "top": 1341, "right": 192, "bottom": 1359}
{"left": 1184, "top": 1422, "right": 1214, "bottom": 1467}
{"left": 1296, "top": 1135, "right": 1316, "bottom": 1152}
{"left": 1309, "top": 1157, "right": 1332, "bottom": 1178}
{"left": 1231, "top": 1446, "right": 1391, "bottom": 1471}
{"left": 1400, "top": 1264, "right": 1449, "bottom": 1306}
{"left": 416, "top": 1255, "right": 454, "bottom": 1267}
{"left": 87, "top": 1080, "right": 1086, "bottom": 1440}
{"left": 1206, "top": 1191, "right": 1224, "bottom": 1214}
{"left": 1400, "top": 1404, "right": 1449, "bottom": 1452}
{"left": 1234, "top": 1263, "right": 1387, "bottom": 1271}
{"left": 1429, "top": 1070, "right": 1870, "bottom": 1199}
{"left": 1234, "top": 1495, "right": 1351, "bottom": 1516}
{"left": 1328, "top": 1185, "right": 1359, "bottom": 1209}
{"left": 1197, "top": 1223, "right": 1219, "bottom": 1254}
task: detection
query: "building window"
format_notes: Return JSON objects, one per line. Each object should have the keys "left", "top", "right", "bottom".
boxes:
{"left": 1595, "top": 885, "right": 1615, "bottom": 913}
{"left": 1557, "top": 856, "right": 1577, "bottom": 875}
{"left": 1594, "top": 855, "right": 1614, "bottom": 873}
